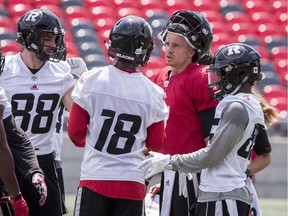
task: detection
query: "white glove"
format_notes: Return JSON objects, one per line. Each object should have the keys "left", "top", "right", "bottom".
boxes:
{"left": 67, "top": 57, "right": 88, "bottom": 78}
{"left": 138, "top": 151, "right": 171, "bottom": 179}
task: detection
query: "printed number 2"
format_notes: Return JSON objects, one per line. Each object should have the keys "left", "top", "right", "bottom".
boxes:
{"left": 95, "top": 109, "right": 142, "bottom": 155}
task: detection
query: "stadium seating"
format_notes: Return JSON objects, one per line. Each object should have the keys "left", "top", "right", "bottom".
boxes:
{"left": 8, "top": 3, "right": 33, "bottom": 18}
{"left": 237, "top": 34, "right": 262, "bottom": 46}
{"left": 0, "top": 0, "right": 285, "bottom": 113}
{"left": 89, "top": 6, "right": 115, "bottom": 19}
{"left": 84, "top": 0, "right": 112, "bottom": 9}
{"left": 140, "top": 0, "right": 163, "bottom": 11}
{"left": 0, "top": 16, "right": 16, "bottom": 31}
{"left": 0, "top": 5, "right": 9, "bottom": 16}
{"left": 219, "top": 1, "right": 245, "bottom": 15}
{"left": 0, "top": 27, "right": 16, "bottom": 41}
{"left": 0, "top": 39, "right": 22, "bottom": 55}
{"left": 69, "top": 18, "right": 96, "bottom": 34}
{"left": 257, "top": 71, "right": 282, "bottom": 91}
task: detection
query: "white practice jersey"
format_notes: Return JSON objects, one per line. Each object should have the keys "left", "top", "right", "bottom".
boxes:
{"left": 72, "top": 65, "right": 168, "bottom": 184}
{"left": 0, "top": 87, "right": 12, "bottom": 119}
{"left": 200, "top": 93, "right": 265, "bottom": 192}
{"left": 0, "top": 53, "right": 74, "bottom": 155}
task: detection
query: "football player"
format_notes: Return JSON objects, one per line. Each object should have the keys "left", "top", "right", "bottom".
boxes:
{"left": 52, "top": 57, "right": 87, "bottom": 215}
{"left": 140, "top": 43, "right": 266, "bottom": 216}
{"left": 67, "top": 15, "right": 168, "bottom": 216}
{"left": 0, "top": 9, "right": 74, "bottom": 216}
{"left": 0, "top": 45, "right": 47, "bottom": 216}
{"left": 145, "top": 10, "right": 217, "bottom": 216}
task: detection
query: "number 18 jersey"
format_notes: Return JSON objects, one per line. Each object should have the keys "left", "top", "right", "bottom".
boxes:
{"left": 72, "top": 65, "right": 168, "bottom": 184}
{"left": 0, "top": 53, "right": 74, "bottom": 155}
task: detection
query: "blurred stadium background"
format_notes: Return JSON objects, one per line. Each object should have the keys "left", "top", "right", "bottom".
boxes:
{"left": 1, "top": 0, "right": 287, "bottom": 129}
{"left": 0, "top": 0, "right": 287, "bottom": 118}
{"left": 0, "top": 0, "right": 287, "bottom": 215}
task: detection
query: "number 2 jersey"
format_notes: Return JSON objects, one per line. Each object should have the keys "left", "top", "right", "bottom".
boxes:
{"left": 171, "top": 93, "right": 266, "bottom": 192}
{"left": 201, "top": 93, "right": 265, "bottom": 192}
{"left": 0, "top": 53, "right": 74, "bottom": 155}
{"left": 72, "top": 65, "right": 168, "bottom": 185}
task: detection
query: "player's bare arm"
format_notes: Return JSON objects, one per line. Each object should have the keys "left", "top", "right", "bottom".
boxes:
{"left": 62, "top": 86, "right": 74, "bottom": 112}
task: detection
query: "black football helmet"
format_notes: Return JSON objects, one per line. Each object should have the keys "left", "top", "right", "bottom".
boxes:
{"left": 107, "top": 15, "right": 154, "bottom": 67}
{"left": 0, "top": 45, "right": 4, "bottom": 74}
{"left": 16, "top": 9, "right": 66, "bottom": 62}
{"left": 207, "top": 43, "right": 262, "bottom": 101}
{"left": 161, "top": 10, "right": 213, "bottom": 61}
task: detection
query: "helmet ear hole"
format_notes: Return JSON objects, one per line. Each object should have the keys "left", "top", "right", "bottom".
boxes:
{"left": 16, "top": 32, "right": 26, "bottom": 46}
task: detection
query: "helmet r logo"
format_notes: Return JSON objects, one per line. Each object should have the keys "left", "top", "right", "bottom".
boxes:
{"left": 24, "top": 11, "right": 41, "bottom": 25}
{"left": 223, "top": 45, "right": 245, "bottom": 59}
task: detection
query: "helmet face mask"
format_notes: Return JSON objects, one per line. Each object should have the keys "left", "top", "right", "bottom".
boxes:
{"left": 208, "top": 43, "right": 262, "bottom": 101}
{"left": 161, "top": 10, "right": 213, "bottom": 61}
{"left": 16, "top": 9, "right": 66, "bottom": 62}
{"left": 108, "top": 15, "right": 154, "bottom": 67}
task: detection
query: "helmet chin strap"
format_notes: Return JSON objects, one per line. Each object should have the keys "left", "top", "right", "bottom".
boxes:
{"left": 226, "top": 75, "right": 249, "bottom": 97}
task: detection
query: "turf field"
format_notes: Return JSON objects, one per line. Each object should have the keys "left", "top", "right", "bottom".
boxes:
{"left": 65, "top": 194, "right": 287, "bottom": 216}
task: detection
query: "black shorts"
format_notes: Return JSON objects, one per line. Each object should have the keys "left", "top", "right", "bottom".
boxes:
{"left": 16, "top": 152, "right": 63, "bottom": 216}
{"left": 195, "top": 199, "right": 250, "bottom": 216}
{"left": 159, "top": 171, "right": 200, "bottom": 216}
{"left": 55, "top": 160, "right": 68, "bottom": 215}
{"left": 74, "top": 187, "right": 143, "bottom": 216}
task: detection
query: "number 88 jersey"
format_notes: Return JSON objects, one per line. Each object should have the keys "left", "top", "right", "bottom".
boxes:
{"left": 0, "top": 53, "right": 74, "bottom": 155}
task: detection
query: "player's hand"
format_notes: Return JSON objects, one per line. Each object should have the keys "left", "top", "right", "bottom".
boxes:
{"left": 67, "top": 57, "right": 88, "bottom": 78}
{"left": 13, "top": 192, "right": 29, "bottom": 216}
{"left": 32, "top": 173, "right": 47, "bottom": 206}
{"left": 138, "top": 151, "right": 171, "bottom": 179}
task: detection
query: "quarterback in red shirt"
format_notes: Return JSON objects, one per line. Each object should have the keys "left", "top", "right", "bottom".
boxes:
{"left": 147, "top": 10, "right": 217, "bottom": 216}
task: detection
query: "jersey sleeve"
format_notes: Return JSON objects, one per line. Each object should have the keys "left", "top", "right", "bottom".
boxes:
{"left": 0, "top": 87, "right": 12, "bottom": 119}
{"left": 67, "top": 102, "right": 89, "bottom": 147}
{"left": 253, "top": 127, "right": 272, "bottom": 154}
{"left": 53, "top": 60, "right": 75, "bottom": 95}
{"left": 171, "top": 102, "right": 249, "bottom": 173}
{"left": 3, "top": 115, "right": 43, "bottom": 180}
{"left": 71, "top": 72, "right": 90, "bottom": 110}
{"left": 151, "top": 85, "right": 169, "bottom": 124}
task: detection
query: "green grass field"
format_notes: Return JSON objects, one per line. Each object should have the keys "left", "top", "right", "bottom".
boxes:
{"left": 65, "top": 194, "right": 287, "bottom": 216}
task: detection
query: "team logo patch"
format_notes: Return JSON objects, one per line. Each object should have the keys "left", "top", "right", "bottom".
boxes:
{"left": 31, "top": 75, "right": 38, "bottom": 81}
{"left": 30, "top": 84, "right": 39, "bottom": 90}
{"left": 23, "top": 10, "right": 42, "bottom": 26}
{"left": 221, "top": 44, "right": 245, "bottom": 59}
